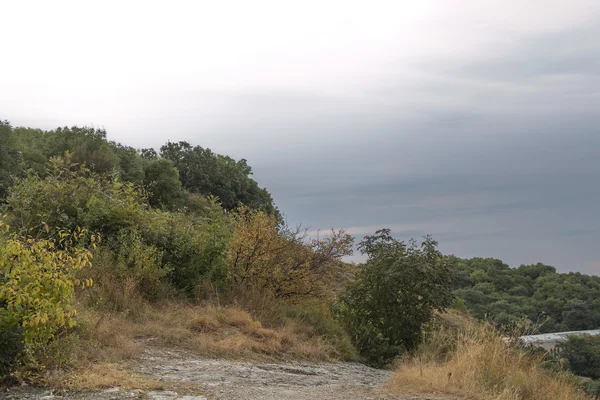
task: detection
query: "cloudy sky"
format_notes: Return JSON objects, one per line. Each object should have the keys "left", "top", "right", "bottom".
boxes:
{"left": 2, "top": 0, "right": 600, "bottom": 273}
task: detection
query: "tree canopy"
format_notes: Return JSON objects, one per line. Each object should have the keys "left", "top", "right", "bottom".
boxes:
{"left": 0, "top": 122, "right": 279, "bottom": 217}
{"left": 160, "top": 141, "right": 281, "bottom": 219}
{"left": 451, "top": 257, "right": 600, "bottom": 332}
{"left": 337, "top": 230, "right": 455, "bottom": 366}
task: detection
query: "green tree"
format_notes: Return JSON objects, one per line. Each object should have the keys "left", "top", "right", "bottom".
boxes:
{"left": 558, "top": 334, "right": 600, "bottom": 379}
{"left": 337, "top": 230, "right": 455, "bottom": 367}
{"left": 160, "top": 141, "right": 280, "bottom": 219}
{"left": 142, "top": 158, "right": 185, "bottom": 210}
{"left": 3, "top": 154, "right": 231, "bottom": 295}
{"left": 0, "top": 120, "right": 20, "bottom": 200}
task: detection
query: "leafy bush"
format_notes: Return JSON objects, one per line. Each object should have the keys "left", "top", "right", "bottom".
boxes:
{"left": 226, "top": 208, "right": 353, "bottom": 299}
{"left": 142, "top": 157, "right": 185, "bottom": 210}
{"left": 84, "top": 229, "right": 170, "bottom": 314}
{"left": 0, "top": 223, "right": 95, "bottom": 375}
{"left": 336, "top": 230, "right": 455, "bottom": 367}
{"left": 4, "top": 153, "right": 147, "bottom": 239}
{"left": 4, "top": 155, "right": 232, "bottom": 296}
{"left": 581, "top": 379, "right": 600, "bottom": 398}
{"left": 558, "top": 334, "right": 600, "bottom": 379}
{"left": 139, "top": 202, "right": 231, "bottom": 294}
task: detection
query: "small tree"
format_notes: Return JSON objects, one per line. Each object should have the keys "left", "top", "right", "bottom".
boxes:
{"left": 142, "top": 157, "right": 185, "bottom": 210}
{"left": 337, "top": 229, "right": 455, "bottom": 367}
{"left": 227, "top": 208, "right": 353, "bottom": 299}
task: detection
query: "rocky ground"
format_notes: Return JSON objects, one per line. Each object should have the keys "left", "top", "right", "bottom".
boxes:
{"left": 1, "top": 346, "right": 451, "bottom": 400}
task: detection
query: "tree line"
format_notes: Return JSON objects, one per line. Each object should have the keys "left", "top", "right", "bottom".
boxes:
{"left": 451, "top": 256, "right": 600, "bottom": 333}
{"left": 0, "top": 120, "right": 280, "bottom": 218}
{"left": 1, "top": 119, "right": 599, "bottom": 380}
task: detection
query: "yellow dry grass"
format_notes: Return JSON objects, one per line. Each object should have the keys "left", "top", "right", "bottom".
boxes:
{"left": 75, "top": 302, "right": 337, "bottom": 365}
{"left": 387, "top": 319, "right": 590, "bottom": 400}
{"left": 47, "top": 363, "right": 163, "bottom": 391}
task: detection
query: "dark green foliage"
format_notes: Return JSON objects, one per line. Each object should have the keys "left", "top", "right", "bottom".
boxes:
{"left": 160, "top": 141, "right": 280, "bottom": 219}
{"left": 47, "top": 127, "right": 118, "bottom": 175}
{"left": 581, "top": 379, "right": 600, "bottom": 398}
{"left": 113, "top": 144, "right": 144, "bottom": 184}
{"left": 0, "top": 122, "right": 280, "bottom": 222}
{"left": 337, "top": 230, "right": 455, "bottom": 367}
{"left": 142, "top": 158, "right": 185, "bottom": 210}
{"left": 558, "top": 335, "right": 600, "bottom": 379}
{"left": 0, "top": 120, "right": 20, "bottom": 200}
{"left": 450, "top": 256, "right": 600, "bottom": 333}
{"left": 3, "top": 155, "right": 231, "bottom": 295}
{"left": 0, "top": 320, "right": 23, "bottom": 378}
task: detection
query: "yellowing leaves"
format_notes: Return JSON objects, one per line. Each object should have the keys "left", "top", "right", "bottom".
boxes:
{"left": 227, "top": 207, "right": 353, "bottom": 299}
{"left": 0, "top": 226, "right": 94, "bottom": 347}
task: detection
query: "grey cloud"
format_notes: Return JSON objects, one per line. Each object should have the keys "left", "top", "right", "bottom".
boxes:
{"left": 10, "top": 13, "right": 600, "bottom": 275}
{"left": 239, "top": 24, "right": 600, "bottom": 273}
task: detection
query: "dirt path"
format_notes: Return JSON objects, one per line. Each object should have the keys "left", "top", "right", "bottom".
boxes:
{"left": 135, "top": 347, "right": 399, "bottom": 400}
{"left": 2, "top": 346, "right": 450, "bottom": 400}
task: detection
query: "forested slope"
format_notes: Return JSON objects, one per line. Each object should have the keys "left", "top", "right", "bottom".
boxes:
{"left": 451, "top": 256, "right": 600, "bottom": 332}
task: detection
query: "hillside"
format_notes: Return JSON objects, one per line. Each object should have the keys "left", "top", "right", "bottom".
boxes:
{"left": 450, "top": 256, "right": 600, "bottom": 332}
{"left": 0, "top": 120, "right": 597, "bottom": 400}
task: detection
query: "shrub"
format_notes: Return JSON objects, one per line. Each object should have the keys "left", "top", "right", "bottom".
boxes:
{"left": 226, "top": 208, "right": 353, "bottom": 299}
{"left": 0, "top": 223, "right": 95, "bottom": 374}
{"left": 108, "top": 229, "right": 168, "bottom": 300}
{"left": 336, "top": 230, "right": 455, "bottom": 367}
{"left": 4, "top": 153, "right": 147, "bottom": 239}
{"left": 139, "top": 202, "right": 231, "bottom": 294}
{"left": 83, "top": 229, "right": 171, "bottom": 315}
{"left": 558, "top": 334, "right": 600, "bottom": 380}
{"left": 4, "top": 154, "right": 232, "bottom": 295}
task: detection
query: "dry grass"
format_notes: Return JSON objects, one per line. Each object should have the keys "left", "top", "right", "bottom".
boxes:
{"left": 74, "top": 302, "right": 339, "bottom": 365}
{"left": 387, "top": 318, "right": 590, "bottom": 400}
{"left": 46, "top": 362, "right": 204, "bottom": 395}
{"left": 49, "top": 302, "right": 336, "bottom": 390}
{"left": 47, "top": 363, "right": 163, "bottom": 391}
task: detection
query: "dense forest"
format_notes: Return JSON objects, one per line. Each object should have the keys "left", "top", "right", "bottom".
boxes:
{"left": 451, "top": 257, "right": 600, "bottom": 333}
{"left": 1, "top": 120, "right": 599, "bottom": 398}
{"left": 0, "top": 121, "right": 280, "bottom": 218}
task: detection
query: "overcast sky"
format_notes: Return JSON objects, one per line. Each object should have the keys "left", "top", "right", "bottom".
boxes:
{"left": 2, "top": 0, "right": 600, "bottom": 273}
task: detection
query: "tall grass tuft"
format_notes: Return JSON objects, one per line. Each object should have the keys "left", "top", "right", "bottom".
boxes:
{"left": 388, "top": 318, "right": 590, "bottom": 400}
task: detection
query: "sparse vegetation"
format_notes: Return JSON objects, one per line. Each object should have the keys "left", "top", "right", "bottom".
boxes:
{"left": 388, "top": 317, "right": 590, "bottom": 400}
{"left": 0, "top": 120, "right": 595, "bottom": 400}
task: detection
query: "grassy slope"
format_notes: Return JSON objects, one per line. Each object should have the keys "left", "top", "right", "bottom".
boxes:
{"left": 387, "top": 312, "right": 590, "bottom": 400}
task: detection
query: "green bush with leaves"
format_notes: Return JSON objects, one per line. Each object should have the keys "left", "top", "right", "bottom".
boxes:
{"left": 4, "top": 154, "right": 232, "bottom": 296}
{"left": 4, "top": 153, "right": 147, "bottom": 239}
{"left": 0, "top": 222, "right": 95, "bottom": 375}
{"left": 336, "top": 230, "right": 455, "bottom": 367}
{"left": 97, "top": 228, "right": 169, "bottom": 300}
{"left": 558, "top": 334, "right": 600, "bottom": 380}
